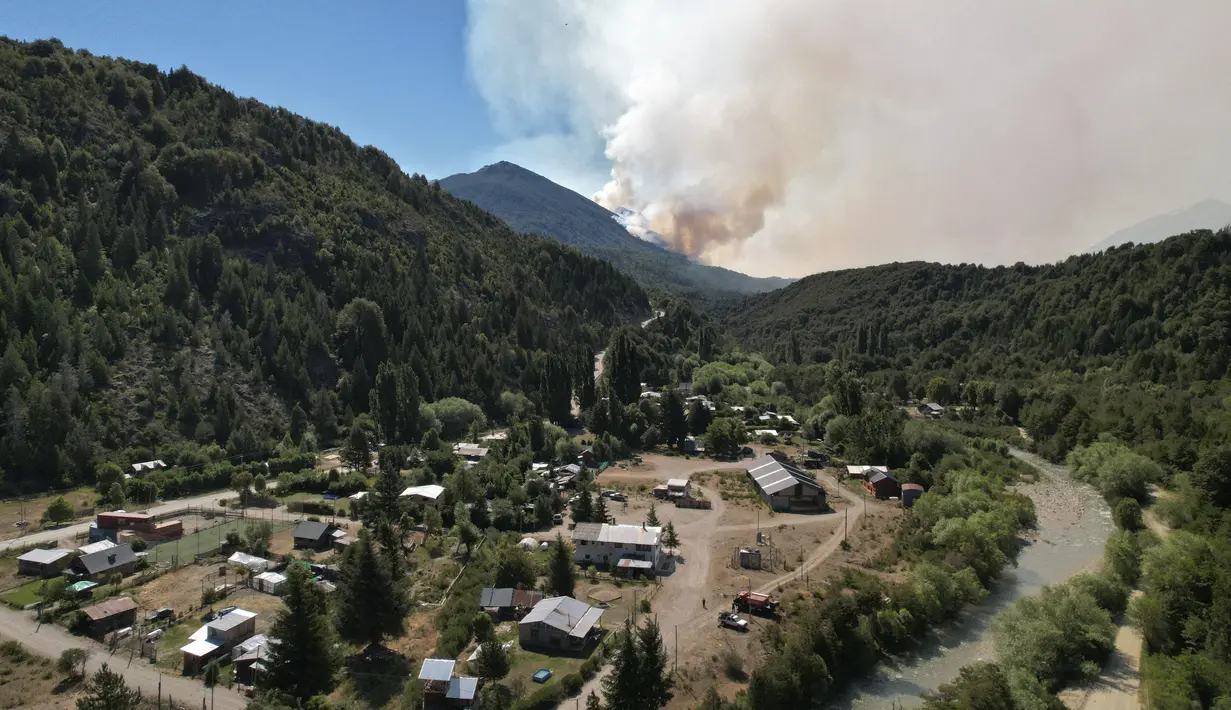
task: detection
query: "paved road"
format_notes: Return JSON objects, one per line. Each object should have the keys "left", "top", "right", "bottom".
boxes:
{"left": 0, "top": 605, "right": 246, "bottom": 710}
{"left": 0, "top": 488, "right": 282, "bottom": 553}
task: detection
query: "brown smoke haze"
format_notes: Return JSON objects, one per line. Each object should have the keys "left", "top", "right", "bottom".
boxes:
{"left": 466, "top": 0, "right": 1231, "bottom": 278}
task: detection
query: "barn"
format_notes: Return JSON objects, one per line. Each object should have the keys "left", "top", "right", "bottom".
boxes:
{"left": 745, "top": 454, "right": 826, "bottom": 512}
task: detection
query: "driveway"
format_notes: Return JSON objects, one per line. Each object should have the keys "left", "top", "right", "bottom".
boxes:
{"left": 0, "top": 605, "right": 246, "bottom": 710}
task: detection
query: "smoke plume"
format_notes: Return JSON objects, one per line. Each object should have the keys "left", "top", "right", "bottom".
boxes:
{"left": 465, "top": 0, "right": 1231, "bottom": 277}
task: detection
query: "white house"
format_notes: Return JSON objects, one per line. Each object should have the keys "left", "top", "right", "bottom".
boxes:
{"left": 571, "top": 522, "right": 662, "bottom": 569}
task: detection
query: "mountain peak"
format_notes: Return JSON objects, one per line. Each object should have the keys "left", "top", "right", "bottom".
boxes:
{"left": 1090, "top": 199, "right": 1231, "bottom": 252}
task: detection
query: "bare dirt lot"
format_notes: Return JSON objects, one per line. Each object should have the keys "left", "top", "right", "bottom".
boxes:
{"left": 0, "top": 489, "right": 97, "bottom": 543}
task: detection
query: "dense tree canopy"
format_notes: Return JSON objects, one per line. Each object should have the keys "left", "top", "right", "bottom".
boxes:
{"left": 0, "top": 37, "right": 646, "bottom": 493}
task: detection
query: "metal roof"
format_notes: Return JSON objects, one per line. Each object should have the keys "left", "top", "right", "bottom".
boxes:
{"left": 17, "top": 548, "right": 71, "bottom": 564}
{"left": 76, "top": 544, "right": 136, "bottom": 575}
{"left": 180, "top": 639, "right": 221, "bottom": 658}
{"left": 208, "top": 609, "right": 256, "bottom": 632}
{"left": 480, "top": 587, "right": 515, "bottom": 608}
{"left": 568, "top": 607, "right": 605, "bottom": 638}
{"left": 747, "top": 455, "right": 824, "bottom": 496}
{"left": 446, "top": 676, "right": 479, "bottom": 701}
{"left": 666, "top": 478, "right": 689, "bottom": 488}
{"left": 520, "top": 596, "right": 603, "bottom": 635}
{"left": 418, "top": 658, "right": 456, "bottom": 682}
{"left": 292, "top": 520, "right": 331, "bottom": 541}
{"left": 77, "top": 539, "right": 118, "bottom": 555}
{"left": 616, "top": 558, "right": 653, "bottom": 569}
{"left": 82, "top": 596, "right": 137, "bottom": 621}
{"left": 227, "top": 552, "right": 270, "bottom": 571}
{"left": 868, "top": 471, "right": 897, "bottom": 484}
{"left": 570, "top": 523, "right": 661, "bottom": 546}
{"left": 846, "top": 465, "right": 890, "bottom": 476}
{"left": 399, "top": 484, "right": 444, "bottom": 500}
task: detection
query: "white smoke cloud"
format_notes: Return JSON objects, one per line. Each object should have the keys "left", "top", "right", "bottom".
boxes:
{"left": 465, "top": 0, "right": 1231, "bottom": 278}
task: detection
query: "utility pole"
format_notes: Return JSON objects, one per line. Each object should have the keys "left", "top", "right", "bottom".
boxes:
{"left": 674, "top": 624, "right": 678, "bottom": 674}
{"left": 844, "top": 508, "right": 848, "bottom": 540}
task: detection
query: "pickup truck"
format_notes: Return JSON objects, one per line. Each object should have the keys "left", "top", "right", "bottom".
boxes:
{"left": 718, "top": 611, "right": 749, "bottom": 632}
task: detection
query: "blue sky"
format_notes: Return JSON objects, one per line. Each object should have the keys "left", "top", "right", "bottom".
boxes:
{"left": 2, "top": 1, "right": 520, "bottom": 182}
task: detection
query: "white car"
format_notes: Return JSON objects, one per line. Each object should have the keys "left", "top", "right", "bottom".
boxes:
{"left": 718, "top": 612, "right": 749, "bottom": 632}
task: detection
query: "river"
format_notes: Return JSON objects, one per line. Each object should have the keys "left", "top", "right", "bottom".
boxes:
{"left": 838, "top": 448, "right": 1114, "bottom": 708}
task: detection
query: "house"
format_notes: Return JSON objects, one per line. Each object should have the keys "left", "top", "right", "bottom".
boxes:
{"left": 16, "top": 548, "right": 72, "bottom": 577}
{"left": 571, "top": 522, "right": 662, "bottom": 569}
{"left": 130, "top": 460, "right": 166, "bottom": 474}
{"left": 864, "top": 470, "right": 902, "bottom": 499}
{"left": 480, "top": 431, "right": 508, "bottom": 441}
{"left": 253, "top": 571, "right": 287, "bottom": 594}
{"left": 845, "top": 465, "right": 890, "bottom": 481}
{"left": 746, "top": 454, "right": 827, "bottom": 512}
{"left": 452, "top": 444, "right": 490, "bottom": 461}
{"left": 81, "top": 596, "right": 137, "bottom": 635}
{"left": 73, "top": 544, "right": 137, "bottom": 581}
{"left": 681, "top": 436, "right": 700, "bottom": 454}
{"left": 753, "top": 429, "right": 779, "bottom": 439}
{"left": 478, "top": 587, "right": 544, "bottom": 618}
{"left": 232, "top": 636, "right": 271, "bottom": 686}
{"left": 95, "top": 511, "right": 156, "bottom": 536}
{"left": 918, "top": 402, "right": 945, "bottom": 419}
{"left": 348, "top": 491, "right": 368, "bottom": 501}
{"left": 418, "top": 659, "right": 479, "bottom": 710}
{"left": 902, "top": 483, "right": 925, "bottom": 509}
{"left": 181, "top": 609, "right": 257, "bottom": 673}
{"left": 666, "top": 478, "right": 691, "bottom": 499}
{"left": 579, "top": 447, "right": 596, "bottom": 467}
{"left": 227, "top": 551, "right": 270, "bottom": 574}
{"left": 639, "top": 391, "right": 662, "bottom": 400}
{"left": 518, "top": 596, "right": 605, "bottom": 651}
{"left": 400, "top": 484, "right": 446, "bottom": 505}
{"left": 291, "top": 520, "right": 336, "bottom": 550}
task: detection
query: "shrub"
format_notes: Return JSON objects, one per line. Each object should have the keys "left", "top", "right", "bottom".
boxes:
{"left": 721, "top": 647, "right": 746, "bottom": 680}
{"left": 129, "top": 537, "right": 148, "bottom": 552}
{"left": 639, "top": 599, "right": 652, "bottom": 613}
{"left": 560, "top": 673, "right": 584, "bottom": 696}
{"left": 1112, "top": 498, "right": 1144, "bottom": 531}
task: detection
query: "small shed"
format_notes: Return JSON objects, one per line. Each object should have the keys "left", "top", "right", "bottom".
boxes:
{"left": 902, "top": 483, "right": 925, "bottom": 509}
{"left": 16, "top": 548, "right": 72, "bottom": 577}
{"left": 864, "top": 471, "right": 901, "bottom": 500}
{"left": 666, "top": 478, "right": 691, "bottom": 499}
{"left": 253, "top": 571, "right": 287, "bottom": 595}
{"left": 81, "top": 596, "right": 138, "bottom": 635}
{"left": 738, "top": 548, "right": 762, "bottom": 570}
{"left": 614, "top": 558, "right": 654, "bottom": 578}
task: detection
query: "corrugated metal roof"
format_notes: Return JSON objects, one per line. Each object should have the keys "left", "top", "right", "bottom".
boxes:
{"left": 77, "top": 539, "right": 118, "bottom": 555}
{"left": 292, "top": 520, "right": 330, "bottom": 541}
{"left": 568, "top": 607, "right": 605, "bottom": 638}
{"left": 570, "top": 523, "right": 660, "bottom": 546}
{"left": 520, "top": 597, "right": 603, "bottom": 635}
{"left": 747, "top": 455, "right": 824, "bottom": 497}
{"left": 76, "top": 545, "right": 136, "bottom": 575}
{"left": 480, "top": 587, "right": 514, "bottom": 608}
{"left": 82, "top": 596, "right": 136, "bottom": 621}
{"left": 17, "top": 548, "right": 71, "bottom": 564}
{"left": 400, "top": 484, "right": 444, "bottom": 500}
{"left": 180, "top": 639, "right": 221, "bottom": 658}
{"left": 418, "top": 658, "right": 455, "bottom": 682}
{"left": 666, "top": 478, "right": 689, "bottom": 488}
{"left": 447, "top": 676, "right": 479, "bottom": 700}
{"left": 208, "top": 609, "right": 256, "bottom": 632}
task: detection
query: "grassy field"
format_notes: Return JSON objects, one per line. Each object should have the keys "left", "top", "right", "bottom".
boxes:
{"left": 0, "top": 639, "right": 67, "bottom": 710}
{"left": 0, "top": 579, "right": 45, "bottom": 609}
{"left": 145, "top": 519, "right": 294, "bottom": 565}
{"left": 0, "top": 488, "right": 96, "bottom": 542}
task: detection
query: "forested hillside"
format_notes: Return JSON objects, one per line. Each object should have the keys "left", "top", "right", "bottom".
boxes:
{"left": 0, "top": 37, "right": 647, "bottom": 493}
{"left": 440, "top": 161, "right": 793, "bottom": 304}
{"left": 719, "top": 233, "right": 1231, "bottom": 466}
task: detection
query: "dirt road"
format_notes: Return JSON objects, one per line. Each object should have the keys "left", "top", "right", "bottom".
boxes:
{"left": 577, "top": 465, "right": 865, "bottom": 704}
{"left": 0, "top": 606, "right": 245, "bottom": 710}
{"left": 1063, "top": 616, "right": 1143, "bottom": 710}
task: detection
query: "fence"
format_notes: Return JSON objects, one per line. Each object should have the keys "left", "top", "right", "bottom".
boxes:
{"left": 675, "top": 497, "right": 712, "bottom": 510}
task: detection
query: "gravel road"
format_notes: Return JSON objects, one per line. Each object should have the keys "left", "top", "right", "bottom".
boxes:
{"left": 0, "top": 605, "right": 246, "bottom": 710}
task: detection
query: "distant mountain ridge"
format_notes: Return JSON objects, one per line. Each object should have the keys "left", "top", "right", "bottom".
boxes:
{"left": 439, "top": 162, "right": 793, "bottom": 303}
{"left": 1089, "top": 199, "right": 1231, "bottom": 252}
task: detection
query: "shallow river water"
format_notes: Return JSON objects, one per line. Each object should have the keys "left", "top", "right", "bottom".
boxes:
{"left": 837, "top": 448, "right": 1114, "bottom": 709}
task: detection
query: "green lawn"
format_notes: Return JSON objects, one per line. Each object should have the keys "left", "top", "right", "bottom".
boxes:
{"left": 154, "top": 622, "right": 194, "bottom": 670}
{"left": 0, "top": 579, "right": 45, "bottom": 608}
{"left": 145, "top": 519, "right": 294, "bottom": 565}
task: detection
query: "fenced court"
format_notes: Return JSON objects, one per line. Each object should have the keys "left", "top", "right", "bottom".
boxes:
{"left": 145, "top": 517, "right": 295, "bottom": 566}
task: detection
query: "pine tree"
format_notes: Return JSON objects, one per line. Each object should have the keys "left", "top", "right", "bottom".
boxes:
{"left": 266, "top": 563, "right": 340, "bottom": 700}
{"left": 549, "top": 532, "right": 575, "bottom": 597}
{"left": 687, "top": 400, "right": 713, "bottom": 436}
{"left": 342, "top": 414, "right": 374, "bottom": 472}
{"left": 335, "top": 529, "right": 409, "bottom": 648}
{"left": 602, "top": 622, "right": 642, "bottom": 710}
{"left": 473, "top": 639, "right": 511, "bottom": 681}
{"left": 595, "top": 493, "right": 610, "bottom": 524}
{"left": 661, "top": 520, "right": 680, "bottom": 556}
{"left": 661, "top": 390, "right": 687, "bottom": 450}
{"left": 76, "top": 664, "right": 140, "bottom": 710}
{"left": 636, "top": 617, "right": 672, "bottom": 707}
{"left": 646, "top": 503, "right": 660, "bottom": 527}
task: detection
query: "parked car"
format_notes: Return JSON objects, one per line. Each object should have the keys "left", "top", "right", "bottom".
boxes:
{"left": 601, "top": 490, "right": 619, "bottom": 498}
{"left": 552, "top": 513, "right": 564, "bottom": 525}
{"left": 718, "top": 611, "right": 749, "bottom": 632}
{"left": 146, "top": 607, "right": 173, "bottom": 623}
{"left": 609, "top": 492, "right": 626, "bottom": 502}
{"left": 532, "top": 669, "right": 553, "bottom": 684}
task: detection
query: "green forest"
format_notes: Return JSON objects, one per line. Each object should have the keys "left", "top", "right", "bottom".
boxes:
{"left": 0, "top": 37, "right": 646, "bottom": 493}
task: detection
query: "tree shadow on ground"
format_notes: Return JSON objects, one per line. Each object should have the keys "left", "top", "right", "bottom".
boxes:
{"left": 346, "top": 645, "right": 413, "bottom": 708}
